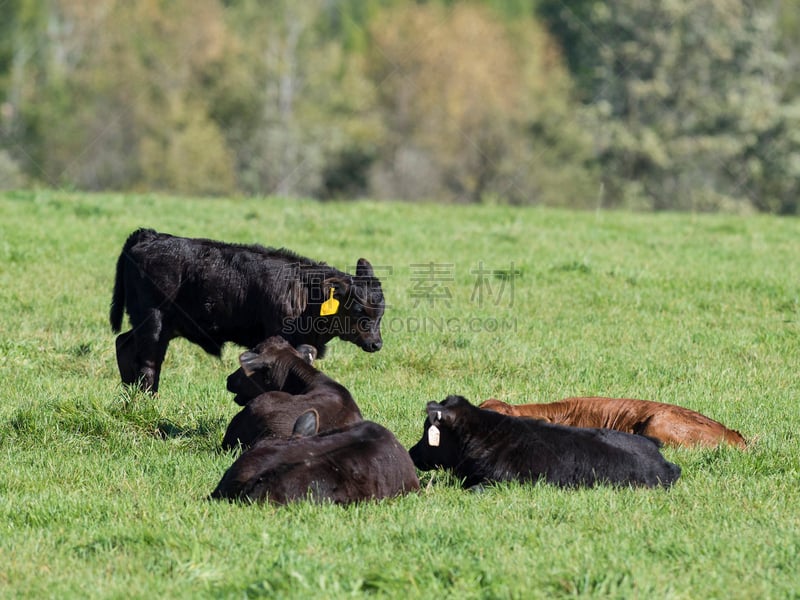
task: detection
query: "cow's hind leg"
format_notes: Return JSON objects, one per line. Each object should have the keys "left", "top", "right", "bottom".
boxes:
{"left": 115, "top": 330, "right": 139, "bottom": 386}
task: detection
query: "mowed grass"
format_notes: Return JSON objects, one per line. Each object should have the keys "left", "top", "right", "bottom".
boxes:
{"left": 1, "top": 190, "right": 799, "bottom": 599}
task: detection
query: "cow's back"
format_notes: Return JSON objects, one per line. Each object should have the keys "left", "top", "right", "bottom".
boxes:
{"left": 576, "top": 426, "right": 682, "bottom": 487}
{"left": 464, "top": 412, "right": 681, "bottom": 488}
{"left": 221, "top": 386, "right": 363, "bottom": 450}
{"left": 481, "top": 397, "right": 746, "bottom": 449}
{"left": 122, "top": 232, "right": 309, "bottom": 352}
{"left": 212, "top": 421, "right": 419, "bottom": 504}
{"left": 259, "top": 433, "right": 418, "bottom": 504}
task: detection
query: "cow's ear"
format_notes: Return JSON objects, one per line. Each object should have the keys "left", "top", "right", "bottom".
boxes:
{"left": 238, "top": 351, "right": 263, "bottom": 376}
{"left": 355, "top": 258, "right": 375, "bottom": 278}
{"left": 292, "top": 409, "right": 319, "bottom": 437}
{"left": 439, "top": 407, "right": 457, "bottom": 427}
{"left": 323, "top": 276, "right": 351, "bottom": 299}
{"left": 295, "top": 344, "right": 317, "bottom": 365}
{"left": 426, "top": 402, "right": 454, "bottom": 427}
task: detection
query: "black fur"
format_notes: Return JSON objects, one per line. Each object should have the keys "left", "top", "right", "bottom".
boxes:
{"left": 222, "top": 336, "right": 362, "bottom": 450}
{"left": 110, "top": 228, "right": 384, "bottom": 392}
{"left": 211, "top": 419, "right": 420, "bottom": 505}
{"left": 409, "top": 395, "right": 681, "bottom": 489}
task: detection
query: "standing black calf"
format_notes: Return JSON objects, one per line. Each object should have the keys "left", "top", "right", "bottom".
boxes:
{"left": 409, "top": 395, "right": 681, "bottom": 489}
{"left": 211, "top": 412, "right": 420, "bottom": 505}
{"left": 109, "top": 228, "right": 385, "bottom": 392}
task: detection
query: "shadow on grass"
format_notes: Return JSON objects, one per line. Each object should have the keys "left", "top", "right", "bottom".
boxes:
{"left": 152, "top": 418, "right": 220, "bottom": 441}
{"left": 2, "top": 388, "right": 225, "bottom": 450}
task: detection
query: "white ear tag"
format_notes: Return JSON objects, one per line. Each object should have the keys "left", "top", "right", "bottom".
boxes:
{"left": 428, "top": 424, "right": 441, "bottom": 447}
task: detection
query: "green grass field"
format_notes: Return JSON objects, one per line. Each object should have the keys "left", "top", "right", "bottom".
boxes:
{"left": 1, "top": 191, "right": 798, "bottom": 598}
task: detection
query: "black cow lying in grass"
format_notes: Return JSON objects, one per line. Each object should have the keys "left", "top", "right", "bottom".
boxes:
{"left": 409, "top": 395, "right": 681, "bottom": 489}
{"left": 222, "top": 336, "right": 362, "bottom": 450}
{"left": 211, "top": 411, "right": 420, "bottom": 505}
{"left": 226, "top": 338, "right": 319, "bottom": 406}
{"left": 110, "top": 228, "right": 385, "bottom": 392}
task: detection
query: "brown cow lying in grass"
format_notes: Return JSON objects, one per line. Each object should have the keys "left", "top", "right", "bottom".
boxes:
{"left": 212, "top": 410, "right": 420, "bottom": 505}
{"left": 222, "top": 336, "right": 362, "bottom": 450}
{"left": 479, "top": 397, "right": 746, "bottom": 449}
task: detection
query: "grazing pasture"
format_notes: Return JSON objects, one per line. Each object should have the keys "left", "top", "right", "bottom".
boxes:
{"left": 1, "top": 191, "right": 799, "bottom": 598}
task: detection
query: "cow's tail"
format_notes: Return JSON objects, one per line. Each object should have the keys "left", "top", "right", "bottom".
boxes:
{"left": 110, "top": 228, "right": 155, "bottom": 332}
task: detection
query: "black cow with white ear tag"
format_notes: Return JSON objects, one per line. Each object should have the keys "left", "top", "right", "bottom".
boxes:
{"left": 409, "top": 395, "right": 682, "bottom": 489}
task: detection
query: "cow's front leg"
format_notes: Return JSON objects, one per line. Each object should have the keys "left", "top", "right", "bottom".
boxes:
{"left": 133, "top": 313, "right": 170, "bottom": 393}
{"left": 137, "top": 360, "right": 159, "bottom": 393}
{"left": 136, "top": 339, "right": 170, "bottom": 393}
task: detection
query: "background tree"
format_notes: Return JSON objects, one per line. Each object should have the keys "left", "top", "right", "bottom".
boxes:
{"left": 1, "top": 0, "right": 235, "bottom": 194}
{"left": 0, "top": 0, "right": 48, "bottom": 187}
{"left": 210, "top": 0, "right": 384, "bottom": 198}
{"left": 366, "top": 2, "right": 596, "bottom": 204}
{"left": 540, "top": 0, "right": 800, "bottom": 213}
{"left": 1, "top": 0, "right": 798, "bottom": 212}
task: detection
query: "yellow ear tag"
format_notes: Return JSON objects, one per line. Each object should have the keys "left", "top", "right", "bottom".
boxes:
{"left": 320, "top": 288, "right": 339, "bottom": 316}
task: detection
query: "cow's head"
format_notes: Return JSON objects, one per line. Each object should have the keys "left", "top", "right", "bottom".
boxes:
{"left": 322, "top": 258, "right": 384, "bottom": 353}
{"left": 226, "top": 336, "right": 318, "bottom": 404}
{"left": 408, "top": 395, "right": 470, "bottom": 471}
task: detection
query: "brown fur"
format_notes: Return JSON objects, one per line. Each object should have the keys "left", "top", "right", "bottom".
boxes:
{"left": 479, "top": 397, "right": 746, "bottom": 449}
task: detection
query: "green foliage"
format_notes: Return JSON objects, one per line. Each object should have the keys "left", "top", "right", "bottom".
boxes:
{"left": 212, "top": 0, "right": 386, "bottom": 199}
{"left": 141, "top": 99, "right": 236, "bottom": 196}
{"left": 0, "top": 149, "right": 26, "bottom": 189}
{"left": 1, "top": 191, "right": 800, "bottom": 597}
{"left": 365, "top": 3, "right": 597, "bottom": 204}
{"left": 776, "top": 0, "right": 800, "bottom": 100}
{"left": 1, "top": 1, "right": 799, "bottom": 212}
{"left": 1, "top": 0, "right": 234, "bottom": 193}
{"left": 541, "top": 0, "right": 800, "bottom": 213}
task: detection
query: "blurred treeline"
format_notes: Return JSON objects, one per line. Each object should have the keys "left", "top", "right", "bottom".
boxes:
{"left": 1, "top": 0, "right": 799, "bottom": 213}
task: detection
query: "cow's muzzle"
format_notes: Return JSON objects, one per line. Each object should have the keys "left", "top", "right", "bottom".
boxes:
{"left": 362, "top": 338, "right": 382, "bottom": 352}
